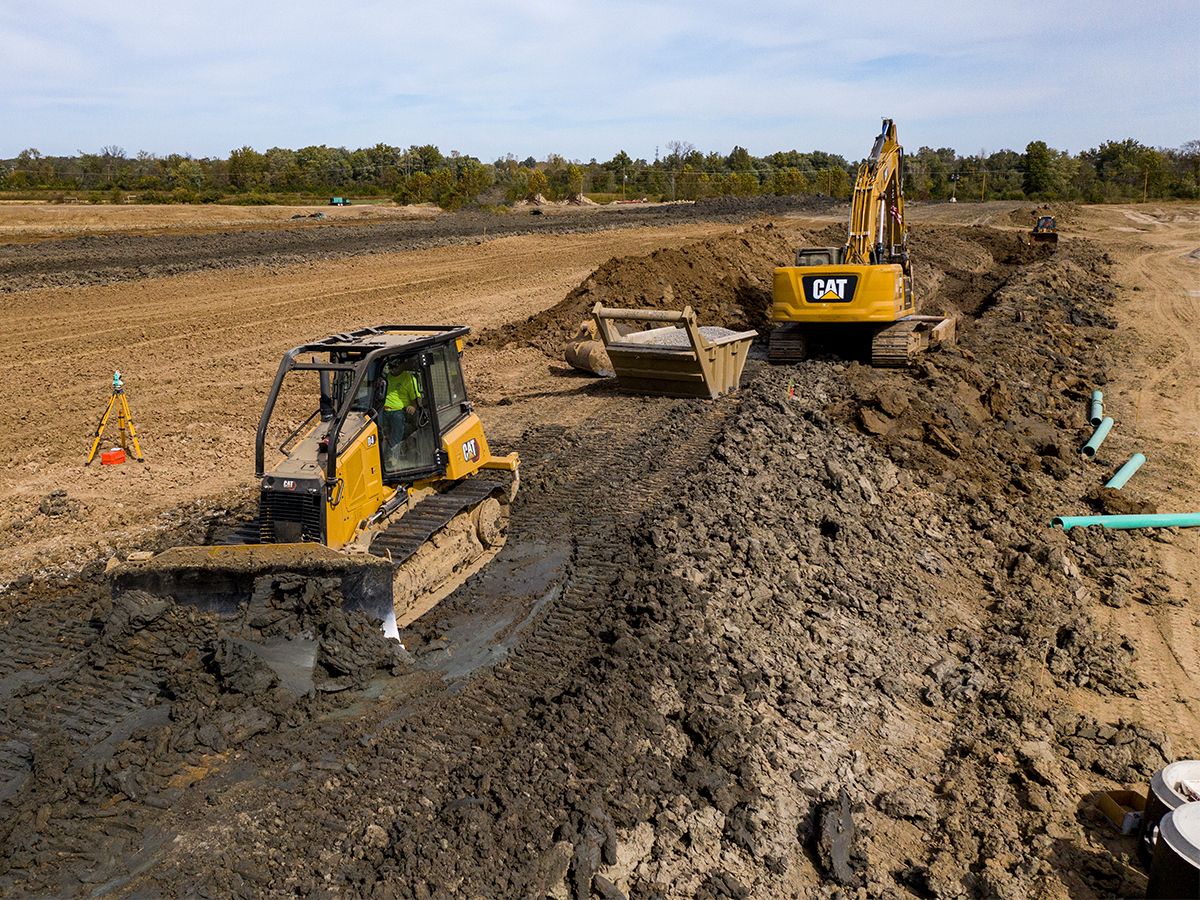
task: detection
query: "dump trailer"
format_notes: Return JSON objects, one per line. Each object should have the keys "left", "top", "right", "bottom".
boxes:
{"left": 769, "top": 119, "right": 955, "bottom": 367}
{"left": 591, "top": 303, "right": 756, "bottom": 398}
{"left": 111, "top": 325, "right": 518, "bottom": 639}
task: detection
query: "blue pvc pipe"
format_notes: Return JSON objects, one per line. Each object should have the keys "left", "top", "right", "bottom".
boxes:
{"left": 1053, "top": 513, "right": 1200, "bottom": 530}
{"left": 1081, "top": 416, "right": 1114, "bottom": 458}
{"left": 1089, "top": 390, "right": 1104, "bottom": 427}
{"left": 1105, "top": 453, "right": 1147, "bottom": 489}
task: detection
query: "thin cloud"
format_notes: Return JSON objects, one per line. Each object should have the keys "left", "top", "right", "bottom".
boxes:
{"left": 2, "top": 0, "right": 1196, "bottom": 160}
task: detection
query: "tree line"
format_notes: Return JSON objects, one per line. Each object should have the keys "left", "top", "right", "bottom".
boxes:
{"left": 2, "top": 137, "right": 1196, "bottom": 207}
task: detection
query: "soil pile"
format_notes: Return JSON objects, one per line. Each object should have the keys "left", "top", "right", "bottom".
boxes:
{"left": 356, "top": 237, "right": 1173, "bottom": 897}
{"left": 0, "top": 576, "right": 405, "bottom": 891}
{"left": 1007, "top": 203, "right": 1084, "bottom": 228}
{"left": 477, "top": 224, "right": 799, "bottom": 354}
{"left": 909, "top": 224, "right": 1055, "bottom": 316}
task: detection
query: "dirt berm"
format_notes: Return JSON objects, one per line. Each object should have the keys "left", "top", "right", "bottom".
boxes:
{"left": 0, "top": 224, "right": 1189, "bottom": 897}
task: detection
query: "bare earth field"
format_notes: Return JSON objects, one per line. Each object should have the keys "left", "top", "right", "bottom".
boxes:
{"left": 0, "top": 200, "right": 443, "bottom": 243}
{"left": 0, "top": 201, "right": 1196, "bottom": 898}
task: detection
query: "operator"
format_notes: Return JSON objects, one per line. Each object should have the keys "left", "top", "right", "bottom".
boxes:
{"left": 382, "top": 360, "right": 422, "bottom": 449}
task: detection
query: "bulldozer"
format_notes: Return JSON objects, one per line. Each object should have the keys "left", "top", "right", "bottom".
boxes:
{"left": 1030, "top": 213, "right": 1058, "bottom": 246}
{"left": 111, "top": 325, "right": 519, "bottom": 640}
{"left": 769, "top": 119, "right": 955, "bottom": 367}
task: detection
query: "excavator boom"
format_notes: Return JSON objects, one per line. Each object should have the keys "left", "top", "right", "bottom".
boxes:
{"left": 846, "top": 119, "right": 907, "bottom": 268}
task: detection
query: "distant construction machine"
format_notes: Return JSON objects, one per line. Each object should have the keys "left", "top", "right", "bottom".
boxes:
{"left": 769, "top": 119, "right": 955, "bottom": 367}
{"left": 112, "top": 325, "right": 519, "bottom": 638}
{"left": 1030, "top": 213, "right": 1059, "bottom": 246}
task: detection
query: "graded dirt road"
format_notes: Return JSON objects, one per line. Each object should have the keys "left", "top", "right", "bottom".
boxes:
{"left": 1066, "top": 204, "right": 1200, "bottom": 747}
{"left": 0, "top": 202, "right": 1196, "bottom": 899}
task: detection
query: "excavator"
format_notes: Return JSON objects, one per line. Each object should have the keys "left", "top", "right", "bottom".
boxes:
{"left": 111, "top": 325, "right": 519, "bottom": 639}
{"left": 769, "top": 119, "right": 954, "bottom": 367}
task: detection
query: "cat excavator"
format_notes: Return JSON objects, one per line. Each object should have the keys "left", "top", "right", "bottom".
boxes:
{"left": 769, "top": 119, "right": 954, "bottom": 366}
{"left": 111, "top": 325, "right": 518, "bottom": 639}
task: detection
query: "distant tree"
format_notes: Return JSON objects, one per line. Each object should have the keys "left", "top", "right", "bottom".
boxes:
{"left": 726, "top": 145, "right": 753, "bottom": 172}
{"left": 769, "top": 167, "right": 810, "bottom": 196}
{"left": 604, "top": 150, "right": 633, "bottom": 173}
{"left": 1023, "top": 140, "right": 1075, "bottom": 199}
{"left": 566, "top": 163, "right": 584, "bottom": 196}
{"left": 228, "top": 146, "right": 267, "bottom": 191}
{"left": 526, "top": 168, "right": 548, "bottom": 199}
{"left": 409, "top": 144, "right": 445, "bottom": 174}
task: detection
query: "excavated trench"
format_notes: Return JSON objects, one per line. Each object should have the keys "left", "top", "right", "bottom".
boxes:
{"left": 0, "top": 221, "right": 1185, "bottom": 898}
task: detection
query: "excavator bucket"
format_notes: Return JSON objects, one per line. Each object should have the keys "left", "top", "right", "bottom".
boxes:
{"left": 591, "top": 303, "right": 756, "bottom": 399}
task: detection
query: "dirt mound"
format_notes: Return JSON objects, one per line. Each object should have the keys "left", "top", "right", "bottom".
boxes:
{"left": 909, "top": 224, "right": 1055, "bottom": 316}
{"left": 476, "top": 224, "right": 799, "bottom": 354}
{"left": 1007, "top": 203, "right": 1083, "bottom": 228}
{"left": 354, "top": 237, "right": 1165, "bottom": 898}
{"left": 0, "top": 574, "right": 405, "bottom": 891}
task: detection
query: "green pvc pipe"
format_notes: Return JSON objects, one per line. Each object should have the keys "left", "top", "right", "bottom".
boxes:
{"left": 1089, "top": 390, "right": 1104, "bottom": 427}
{"left": 1053, "top": 512, "right": 1200, "bottom": 531}
{"left": 1081, "top": 416, "right": 1114, "bottom": 458}
{"left": 1105, "top": 453, "right": 1146, "bottom": 489}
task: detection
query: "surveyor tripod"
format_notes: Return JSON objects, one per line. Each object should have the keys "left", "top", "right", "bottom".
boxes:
{"left": 86, "top": 370, "right": 145, "bottom": 464}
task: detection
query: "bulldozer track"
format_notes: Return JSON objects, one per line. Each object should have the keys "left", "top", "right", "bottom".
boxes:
{"left": 369, "top": 476, "right": 508, "bottom": 563}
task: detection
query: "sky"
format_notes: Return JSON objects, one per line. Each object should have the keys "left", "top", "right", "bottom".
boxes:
{"left": 3, "top": 0, "right": 1197, "bottom": 162}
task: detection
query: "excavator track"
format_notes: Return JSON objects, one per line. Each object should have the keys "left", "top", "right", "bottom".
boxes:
{"left": 869, "top": 321, "right": 923, "bottom": 367}
{"left": 767, "top": 324, "right": 809, "bottom": 363}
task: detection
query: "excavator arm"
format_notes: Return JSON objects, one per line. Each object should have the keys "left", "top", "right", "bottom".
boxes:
{"left": 845, "top": 119, "right": 907, "bottom": 271}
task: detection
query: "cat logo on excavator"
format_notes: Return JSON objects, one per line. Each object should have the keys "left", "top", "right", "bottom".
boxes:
{"left": 803, "top": 275, "right": 858, "bottom": 303}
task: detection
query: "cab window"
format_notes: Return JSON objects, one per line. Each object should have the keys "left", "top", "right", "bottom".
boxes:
{"left": 428, "top": 344, "right": 466, "bottom": 424}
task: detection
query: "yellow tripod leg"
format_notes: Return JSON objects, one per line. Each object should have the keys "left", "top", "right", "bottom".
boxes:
{"left": 119, "top": 393, "right": 145, "bottom": 461}
{"left": 86, "top": 394, "right": 118, "bottom": 465}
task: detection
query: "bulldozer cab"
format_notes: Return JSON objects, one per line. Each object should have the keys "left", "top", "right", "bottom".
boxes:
{"left": 259, "top": 326, "right": 472, "bottom": 495}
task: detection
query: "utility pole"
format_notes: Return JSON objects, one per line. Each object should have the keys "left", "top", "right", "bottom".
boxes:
{"left": 1143, "top": 171, "right": 1149, "bottom": 203}
{"left": 981, "top": 170, "right": 987, "bottom": 202}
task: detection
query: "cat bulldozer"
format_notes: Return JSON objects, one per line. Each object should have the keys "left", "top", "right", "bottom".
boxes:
{"left": 111, "top": 325, "right": 518, "bottom": 639}
{"left": 1030, "top": 213, "right": 1058, "bottom": 246}
{"left": 769, "top": 119, "right": 955, "bottom": 367}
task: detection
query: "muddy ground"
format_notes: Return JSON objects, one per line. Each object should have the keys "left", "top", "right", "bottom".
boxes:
{"left": 0, "top": 202, "right": 1197, "bottom": 898}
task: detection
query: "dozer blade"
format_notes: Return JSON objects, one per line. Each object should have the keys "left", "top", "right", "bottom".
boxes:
{"left": 111, "top": 543, "right": 397, "bottom": 631}
{"left": 109, "top": 476, "right": 514, "bottom": 641}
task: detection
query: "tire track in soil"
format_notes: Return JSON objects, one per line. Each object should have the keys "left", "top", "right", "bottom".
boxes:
{"left": 0, "top": 392, "right": 733, "bottom": 894}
